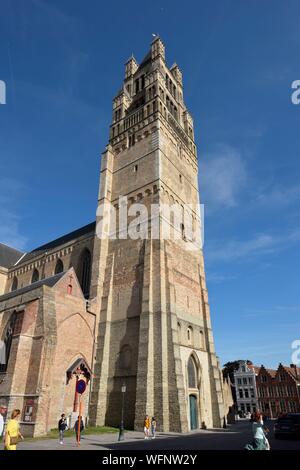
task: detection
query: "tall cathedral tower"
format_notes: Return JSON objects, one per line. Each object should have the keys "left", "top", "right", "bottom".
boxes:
{"left": 89, "top": 37, "right": 225, "bottom": 432}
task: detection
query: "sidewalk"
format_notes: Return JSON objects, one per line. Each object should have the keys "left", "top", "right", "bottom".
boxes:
{"left": 18, "top": 431, "right": 175, "bottom": 450}
{"left": 18, "top": 427, "right": 233, "bottom": 451}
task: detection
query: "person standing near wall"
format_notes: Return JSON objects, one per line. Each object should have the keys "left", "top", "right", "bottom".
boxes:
{"left": 4, "top": 409, "right": 24, "bottom": 450}
{"left": 143, "top": 415, "right": 150, "bottom": 439}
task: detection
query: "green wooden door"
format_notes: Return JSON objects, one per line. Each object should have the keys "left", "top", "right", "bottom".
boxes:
{"left": 189, "top": 395, "right": 198, "bottom": 430}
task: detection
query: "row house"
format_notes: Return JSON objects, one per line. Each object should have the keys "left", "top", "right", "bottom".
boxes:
{"left": 256, "top": 363, "right": 300, "bottom": 418}
{"left": 234, "top": 361, "right": 259, "bottom": 414}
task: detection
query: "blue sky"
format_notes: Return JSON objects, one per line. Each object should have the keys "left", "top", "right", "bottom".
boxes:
{"left": 0, "top": 0, "right": 299, "bottom": 368}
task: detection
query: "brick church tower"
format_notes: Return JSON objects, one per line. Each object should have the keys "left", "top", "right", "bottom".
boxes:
{"left": 89, "top": 37, "right": 225, "bottom": 432}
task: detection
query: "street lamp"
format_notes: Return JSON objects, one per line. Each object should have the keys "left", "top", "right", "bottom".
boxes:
{"left": 118, "top": 383, "right": 126, "bottom": 441}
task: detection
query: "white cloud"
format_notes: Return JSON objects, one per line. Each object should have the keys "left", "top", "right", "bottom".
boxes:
{"left": 206, "top": 273, "right": 236, "bottom": 283}
{"left": 200, "top": 144, "right": 247, "bottom": 209}
{"left": 206, "top": 228, "right": 300, "bottom": 263}
{"left": 256, "top": 185, "right": 300, "bottom": 208}
{"left": 242, "top": 305, "right": 300, "bottom": 318}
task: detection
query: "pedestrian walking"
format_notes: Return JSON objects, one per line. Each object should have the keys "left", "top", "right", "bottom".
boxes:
{"left": 74, "top": 416, "right": 84, "bottom": 444}
{"left": 143, "top": 415, "right": 150, "bottom": 439}
{"left": 244, "top": 411, "right": 270, "bottom": 450}
{"left": 58, "top": 413, "right": 68, "bottom": 445}
{"left": 4, "top": 409, "right": 24, "bottom": 450}
{"left": 151, "top": 417, "right": 157, "bottom": 439}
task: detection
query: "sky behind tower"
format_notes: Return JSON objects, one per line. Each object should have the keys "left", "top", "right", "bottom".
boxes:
{"left": 0, "top": 0, "right": 300, "bottom": 368}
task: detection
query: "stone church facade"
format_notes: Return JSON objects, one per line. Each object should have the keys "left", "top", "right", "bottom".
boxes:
{"left": 0, "top": 38, "right": 227, "bottom": 436}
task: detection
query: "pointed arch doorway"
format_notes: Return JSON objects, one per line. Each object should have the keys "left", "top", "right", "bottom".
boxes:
{"left": 187, "top": 354, "right": 201, "bottom": 430}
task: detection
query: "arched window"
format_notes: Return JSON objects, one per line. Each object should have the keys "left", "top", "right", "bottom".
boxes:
{"left": 78, "top": 248, "right": 91, "bottom": 299}
{"left": 0, "top": 313, "right": 17, "bottom": 373}
{"left": 177, "top": 322, "right": 181, "bottom": 343}
{"left": 180, "top": 223, "right": 185, "bottom": 239}
{"left": 187, "top": 326, "right": 193, "bottom": 344}
{"left": 11, "top": 276, "right": 18, "bottom": 292}
{"left": 31, "top": 269, "right": 39, "bottom": 284}
{"left": 200, "top": 330, "right": 205, "bottom": 349}
{"left": 188, "top": 356, "right": 197, "bottom": 389}
{"left": 54, "top": 259, "right": 64, "bottom": 275}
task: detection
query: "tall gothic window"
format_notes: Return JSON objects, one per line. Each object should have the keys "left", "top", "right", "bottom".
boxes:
{"left": 199, "top": 330, "right": 205, "bottom": 349}
{"left": 188, "top": 356, "right": 197, "bottom": 389}
{"left": 177, "top": 322, "right": 181, "bottom": 343}
{"left": 31, "top": 268, "right": 39, "bottom": 284}
{"left": 0, "top": 313, "right": 17, "bottom": 373}
{"left": 187, "top": 326, "right": 193, "bottom": 344}
{"left": 11, "top": 276, "right": 18, "bottom": 292}
{"left": 54, "top": 259, "right": 64, "bottom": 275}
{"left": 78, "top": 248, "right": 91, "bottom": 299}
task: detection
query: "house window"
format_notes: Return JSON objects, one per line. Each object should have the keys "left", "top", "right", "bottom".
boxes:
{"left": 237, "top": 378, "right": 242, "bottom": 385}
{"left": 289, "top": 402, "right": 297, "bottom": 412}
{"left": 134, "top": 164, "right": 138, "bottom": 172}
{"left": 239, "top": 389, "right": 243, "bottom": 399}
{"left": 280, "top": 400, "right": 287, "bottom": 412}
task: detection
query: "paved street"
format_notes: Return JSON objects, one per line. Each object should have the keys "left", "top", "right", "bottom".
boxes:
{"left": 18, "top": 420, "right": 300, "bottom": 451}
